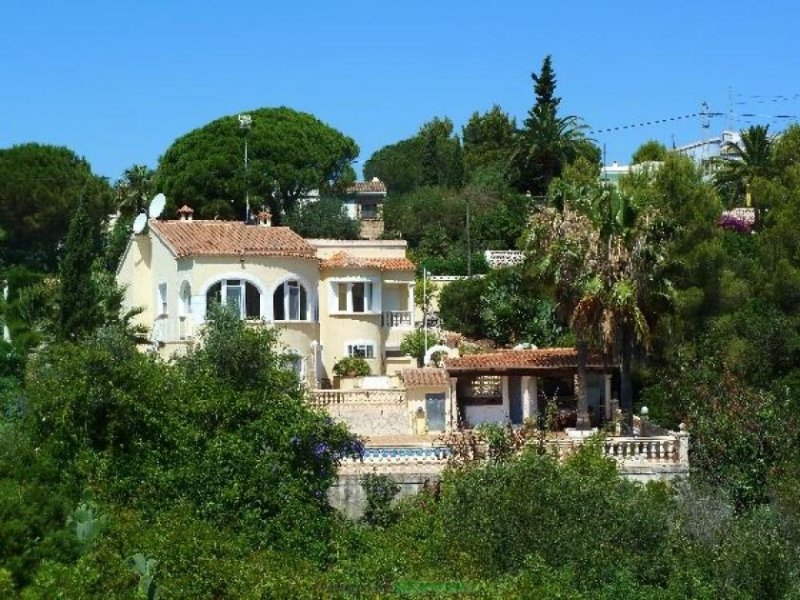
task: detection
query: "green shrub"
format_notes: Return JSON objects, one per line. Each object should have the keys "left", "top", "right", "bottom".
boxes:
{"left": 333, "top": 356, "right": 371, "bottom": 377}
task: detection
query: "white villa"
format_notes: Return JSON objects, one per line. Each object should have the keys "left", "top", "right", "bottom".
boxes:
{"left": 116, "top": 208, "right": 417, "bottom": 385}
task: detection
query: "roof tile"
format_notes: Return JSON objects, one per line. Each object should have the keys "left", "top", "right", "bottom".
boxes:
{"left": 346, "top": 179, "right": 387, "bottom": 194}
{"left": 445, "top": 347, "right": 611, "bottom": 372}
{"left": 400, "top": 368, "right": 449, "bottom": 388}
{"left": 320, "top": 251, "right": 415, "bottom": 271}
{"left": 149, "top": 220, "right": 316, "bottom": 259}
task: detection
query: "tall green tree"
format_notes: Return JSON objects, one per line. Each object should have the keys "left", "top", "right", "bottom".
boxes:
{"left": 55, "top": 197, "right": 100, "bottom": 341}
{"left": 0, "top": 144, "right": 114, "bottom": 271}
{"left": 156, "top": 107, "right": 359, "bottom": 222}
{"left": 631, "top": 140, "right": 668, "bottom": 164}
{"left": 461, "top": 105, "right": 516, "bottom": 182}
{"left": 510, "top": 56, "right": 599, "bottom": 196}
{"left": 364, "top": 117, "right": 463, "bottom": 194}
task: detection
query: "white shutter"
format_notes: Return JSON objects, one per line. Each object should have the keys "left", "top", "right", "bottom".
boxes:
{"left": 328, "top": 281, "right": 339, "bottom": 313}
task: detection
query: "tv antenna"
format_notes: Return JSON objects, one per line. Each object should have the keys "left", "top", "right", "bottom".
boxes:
{"left": 239, "top": 114, "right": 252, "bottom": 222}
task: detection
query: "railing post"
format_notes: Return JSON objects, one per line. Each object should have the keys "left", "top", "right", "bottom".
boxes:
{"left": 676, "top": 423, "right": 690, "bottom": 466}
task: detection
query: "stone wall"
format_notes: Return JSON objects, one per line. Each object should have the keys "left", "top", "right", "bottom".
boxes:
{"left": 325, "top": 403, "right": 411, "bottom": 436}
{"left": 329, "top": 463, "right": 443, "bottom": 519}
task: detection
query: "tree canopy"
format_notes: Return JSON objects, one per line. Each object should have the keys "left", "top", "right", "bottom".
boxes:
{"left": 155, "top": 107, "right": 359, "bottom": 222}
{"left": 363, "top": 117, "right": 463, "bottom": 194}
{"left": 0, "top": 143, "right": 114, "bottom": 271}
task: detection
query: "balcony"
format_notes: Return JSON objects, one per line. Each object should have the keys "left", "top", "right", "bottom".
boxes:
{"left": 383, "top": 310, "right": 413, "bottom": 328}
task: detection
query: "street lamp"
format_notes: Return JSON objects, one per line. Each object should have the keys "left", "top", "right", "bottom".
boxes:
{"left": 239, "top": 114, "right": 252, "bottom": 222}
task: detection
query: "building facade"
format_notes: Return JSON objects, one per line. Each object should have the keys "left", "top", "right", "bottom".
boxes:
{"left": 116, "top": 213, "right": 416, "bottom": 385}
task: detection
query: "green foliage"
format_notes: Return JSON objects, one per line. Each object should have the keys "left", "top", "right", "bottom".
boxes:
{"left": 360, "top": 474, "right": 400, "bottom": 528}
{"left": 55, "top": 196, "right": 101, "bottom": 341}
{"left": 364, "top": 117, "right": 463, "bottom": 194}
{"left": 511, "top": 56, "right": 599, "bottom": 196}
{"left": 631, "top": 139, "right": 668, "bottom": 164}
{"left": 439, "top": 276, "right": 486, "bottom": 338}
{"left": 462, "top": 105, "right": 516, "bottom": 181}
{"left": 399, "top": 329, "right": 445, "bottom": 367}
{"left": 285, "top": 196, "right": 360, "bottom": 239}
{"left": 156, "top": 107, "right": 359, "bottom": 222}
{"left": 0, "top": 143, "right": 114, "bottom": 271}
{"left": 332, "top": 356, "right": 371, "bottom": 377}
{"left": 438, "top": 269, "right": 565, "bottom": 345}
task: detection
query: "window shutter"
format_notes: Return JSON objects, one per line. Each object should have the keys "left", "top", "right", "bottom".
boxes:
{"left": 328, "top": 281, "right": 339, "bottom": 313}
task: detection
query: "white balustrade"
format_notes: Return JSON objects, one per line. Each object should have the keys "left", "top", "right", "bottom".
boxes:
{"left": 383, "top": 310, "right": 413, "bottom": 328}
{"left": 310, "top": 389, "right": 407, "bottom": 406}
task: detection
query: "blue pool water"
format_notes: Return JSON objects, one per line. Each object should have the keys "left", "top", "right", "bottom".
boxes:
{"left": 363, "top": 446, "right": 450, "bottom": 460}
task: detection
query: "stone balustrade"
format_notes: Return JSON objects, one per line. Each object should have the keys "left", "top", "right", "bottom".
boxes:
{"left": 484, "top": 250, "right": 525, "bottom": 269}
{"left": 310, "top": 389, "right": 407, "bottom": 406}
{"left": 342, "top": 428, "right": 690, "bottom": 471}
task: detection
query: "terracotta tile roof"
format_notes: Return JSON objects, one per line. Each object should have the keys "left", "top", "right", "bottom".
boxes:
{"left": 320, "top": 251, "right": 416, "bottom": 271}
{"left": 346, "top": 179, "right": 387, "bottom": 194}
{"left": 149, "top": 220, "right": 316, "bottom": 259}
{"left": 400, "top": 368, "right": 450, "bottom": 388}
{"left": 445, "top": 347, "right": 612, "bottom": 372}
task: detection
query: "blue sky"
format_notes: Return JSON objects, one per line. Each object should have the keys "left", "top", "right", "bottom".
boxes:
{"left": 2, "top": 0, "right": 798, "bottom": 181}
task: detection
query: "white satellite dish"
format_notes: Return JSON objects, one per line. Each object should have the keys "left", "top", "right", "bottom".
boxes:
{"left": 148, "top": 193, "right": 166, "bottom": 219}
{"left": 132, "top": 213, "right": 148, "bottom": 234}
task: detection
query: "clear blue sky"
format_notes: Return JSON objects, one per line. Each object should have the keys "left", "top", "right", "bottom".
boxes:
{"left": 2, "top": 0, "right": 798, "bottom": 181}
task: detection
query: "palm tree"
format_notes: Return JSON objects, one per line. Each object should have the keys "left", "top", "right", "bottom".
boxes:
{"left": 714, "top": 125, "right": 774, "bottom": 225}
{"left": 527, "top": 183, "right": 670, "bottom": 428}
{"left": 115, "top": 164, "right": 155, "bottom": 217}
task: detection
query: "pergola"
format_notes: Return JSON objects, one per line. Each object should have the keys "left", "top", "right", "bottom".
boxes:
{"left": 444, "top": 347, "right": 617, "bottom": 429}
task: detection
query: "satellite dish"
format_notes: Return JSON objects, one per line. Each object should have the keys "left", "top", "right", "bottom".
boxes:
{"left": 148, "top": 193, "right": 166, "bottom": 219}
{"left": 132, "top": 213, "right": 148, "bottom": 234}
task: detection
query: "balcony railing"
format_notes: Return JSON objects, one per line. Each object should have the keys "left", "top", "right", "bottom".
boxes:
{"left": 310, "top": 389, "right": 407, "bottom": 406}
{"left": 383, "top": 310, "right": 413, "bottom": 328}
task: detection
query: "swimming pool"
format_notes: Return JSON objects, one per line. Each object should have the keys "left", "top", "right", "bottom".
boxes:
{"left": 362, "top": 446, "right": 450, "bottom": 460}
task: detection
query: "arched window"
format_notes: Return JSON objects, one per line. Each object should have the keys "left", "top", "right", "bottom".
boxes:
{"left": 273, "top": 280, "right": 308, "bottom": 321}
{"left": 207, "top": 279, "right": 261, "bottom": 319}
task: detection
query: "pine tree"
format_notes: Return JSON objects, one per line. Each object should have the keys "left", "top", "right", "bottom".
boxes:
{"left": 511, "top": 55, "right": 598, "bottom": 196}
{"left": 56, "top": 196, "right": 100, "bottom": 341}
{"left": 532, "top": 54, "right": 559, "bottom": 111}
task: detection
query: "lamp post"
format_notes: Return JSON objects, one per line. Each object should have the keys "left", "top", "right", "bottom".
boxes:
{"left": 238, "top": 114, "right": 252, "bottom": 222}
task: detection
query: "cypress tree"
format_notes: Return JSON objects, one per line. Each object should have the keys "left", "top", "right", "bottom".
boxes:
{"left": 56, "top": 195, "right": 100, "bottom": 341}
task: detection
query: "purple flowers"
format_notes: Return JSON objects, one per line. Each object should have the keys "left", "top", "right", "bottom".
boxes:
{"left": 718, "top": 212, "right": 754, "bottom": 233}
{"left": 313, "top": 442, "right": 330, "bottom": 458}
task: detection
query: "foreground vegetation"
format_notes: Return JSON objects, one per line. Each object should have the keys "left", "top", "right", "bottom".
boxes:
{"left": 1, "top": 313, "right": 798, "bottom": 597}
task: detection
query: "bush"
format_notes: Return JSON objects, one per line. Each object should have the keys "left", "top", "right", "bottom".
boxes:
{"left": 333, "top": 356, "right": 371, "bottom": 378}
{"left": 361, "top": 474, "right": 400, "bottom": 528}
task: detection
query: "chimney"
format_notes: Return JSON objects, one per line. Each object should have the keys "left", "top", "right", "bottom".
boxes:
{"left": 177, "top": 205, "right": 194, "bottom": 222}
{"left": 257, "top": 210, "right": 272, "bottom": 227}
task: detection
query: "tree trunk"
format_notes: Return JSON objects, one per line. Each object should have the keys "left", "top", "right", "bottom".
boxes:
{"left": 575, "top": 336, "right": 591, "bottom": 430}
{"left": 620, "top": 323, "right": 634, "bottom": 425}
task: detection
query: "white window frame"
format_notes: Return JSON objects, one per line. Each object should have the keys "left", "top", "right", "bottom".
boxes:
{"left": 207, "top": 279, "right": 262, "bottom": 320}
{"left": 273, "top": 279, "right": 311, "bottom": 322}
{"left": 346, "top": 341, "right": 376, "bottom": 359}
{"left": 329, "top": 277, "right": 381, "bottom": 315}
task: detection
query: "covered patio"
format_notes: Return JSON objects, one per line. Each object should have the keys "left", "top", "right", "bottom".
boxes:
{"left": 444, "top": 347, "right": 617, "bottom": 430}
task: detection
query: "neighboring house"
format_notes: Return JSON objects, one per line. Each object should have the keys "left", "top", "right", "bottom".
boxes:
{"left": 115, "top": 209, "right": 417, "bottom": 386}
{"left": 344, "top": 178, "right": 387, "bottom": 240}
